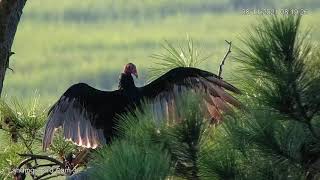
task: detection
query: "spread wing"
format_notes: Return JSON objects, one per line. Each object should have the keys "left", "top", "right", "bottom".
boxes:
{"left": 43, "top": 83, "right": 127, "bottom": 150}
{"left": 140, "top": 67, "right": 242, "bottom": 123}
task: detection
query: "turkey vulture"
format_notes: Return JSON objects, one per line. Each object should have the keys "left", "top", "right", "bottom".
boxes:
{"left": 43, "top": 63, "right": 241, "bottom": 150}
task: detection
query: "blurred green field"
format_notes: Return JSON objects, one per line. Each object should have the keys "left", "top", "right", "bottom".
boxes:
{"left": 4, "top": 0, "right": 320, "bottom": 105}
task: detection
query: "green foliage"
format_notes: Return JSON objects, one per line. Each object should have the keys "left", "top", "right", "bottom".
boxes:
{"left": 0, "top": 96, "right": 47, "bottom": 178}
{"left": 116, "top": 103, "right": 166, "bottom": 146}
{"left": 0, "top": 143, "right": 26, "bottom": 179}
{"left": 0, "top": 96, "right": 46, "bottom": 150}
{"left": 221, "top": 109, "right": 309, "bottom": 179}
{"left": 199, "top": 141, "right": 245, "bottom": 180}
{"left": 163, "top": 94, "right": 209, "bottom": 179}
{"left": 88, "top": 140, "right": 171, "bottom": 180}
{"left": 49, "top": 131, "right": 78, "bottom": 158}
{"left": 0, "top": 97, "right": 79, "bottom": 179}
{"left": 224, "top": 15, "right": 320, "bottom": 179}
{"left": 235, "top": 15, "right": 320, "bottom": 122}
{"left": 148, "top": 38, "right": 208, "bottom": 81}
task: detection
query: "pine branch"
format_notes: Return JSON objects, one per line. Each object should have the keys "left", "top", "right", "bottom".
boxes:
{"left": 16, "top": 154, "right": 69, "bottom": 180}
{"left": 17, "top": 154, "right": 64, "bottom": 168}
{"left": 148, "top": 38, "right": 209, "bottom": 81}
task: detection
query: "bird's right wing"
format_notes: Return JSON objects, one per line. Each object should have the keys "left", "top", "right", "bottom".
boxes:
{"left": 43, "top": 83, "right": 125, "bottom": 150}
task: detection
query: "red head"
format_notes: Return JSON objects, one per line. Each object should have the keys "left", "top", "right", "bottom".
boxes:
{"left": 123, "top": 63, "right": 138, "bottom": 78}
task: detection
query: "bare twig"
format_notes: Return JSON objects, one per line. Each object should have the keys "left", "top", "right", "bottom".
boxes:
{"left": 34, "top": 163, "right": 58, "bottom": 169}
{"left": 17, "top": 154, "right": 64, "bottom": 168}
{"left": 16, "top": 131, "right": 39, "bottom": 166}
{"left": 17, "top": 132, "right": 33, "bottom": 154}
{"left": 17, "top": 154, "right": 64, "bottom": 180}
{"left": 17, "top": 153, "right": 81, "bottom": 179}
{"left": 218, "top": 40, "right": 232, "bottom": 78}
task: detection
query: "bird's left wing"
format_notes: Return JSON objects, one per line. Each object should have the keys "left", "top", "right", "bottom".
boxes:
{"left": 140, "top": 67, "right": 242, "bottom": 123}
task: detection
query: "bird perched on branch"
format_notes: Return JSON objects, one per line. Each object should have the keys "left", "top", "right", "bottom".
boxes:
{"left": 43, "top": 63, "right": 241, "bottom": 150}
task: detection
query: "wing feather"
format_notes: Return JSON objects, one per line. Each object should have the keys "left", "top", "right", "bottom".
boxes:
{"left": 140, "top": 67, "right": 242, "bottom": 123}
{"left": 43, "top": 83, "right": 121, "bottom": 150}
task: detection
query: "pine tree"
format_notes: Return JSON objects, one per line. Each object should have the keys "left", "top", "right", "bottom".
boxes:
{"left": 213, "top": 15, "right": 320, "bottom": 179}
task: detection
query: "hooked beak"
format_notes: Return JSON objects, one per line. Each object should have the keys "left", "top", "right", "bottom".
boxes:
{"left": 132, "top": 71, "right": 138, "bottom": 78}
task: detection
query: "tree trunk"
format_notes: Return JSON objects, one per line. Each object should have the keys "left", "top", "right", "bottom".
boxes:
{"left": 0, "top": 0, "right": 27, "bottom": 95}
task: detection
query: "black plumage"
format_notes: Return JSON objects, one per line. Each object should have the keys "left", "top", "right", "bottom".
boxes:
{"left": 43, "top": 64, "right": 241, "bottom": 150}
